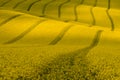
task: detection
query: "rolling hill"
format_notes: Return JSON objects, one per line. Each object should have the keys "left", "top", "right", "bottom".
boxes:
{"left": 0, "top": 0, "right": 120, "bottom": 80}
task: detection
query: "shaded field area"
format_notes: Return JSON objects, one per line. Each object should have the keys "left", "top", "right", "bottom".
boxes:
{"left": 0, "top": 45, "right": 120, "bottom": 80}
{"left": 0, "top": 0, "right": 120, "bottom": 80}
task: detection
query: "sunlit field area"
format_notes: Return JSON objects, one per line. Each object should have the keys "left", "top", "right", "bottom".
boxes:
{"left": 0, "top": 0, "right": 120, "bottom": 80}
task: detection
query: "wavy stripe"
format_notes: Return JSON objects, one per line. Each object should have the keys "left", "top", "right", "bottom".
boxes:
{"left": 74, "top": 0, "right": 85, "bottom": 21}
{"left": 56, "top": 30, "right": 103, "bottom": 67}
{"left": 89, "top": 0, "right": 98, "bottom": 26}
{"left": 106, "top": 0, "right": 114, "bottom": 31}
{"left": 0, "top": 0, "right": 12, "bottom": 7}
{"left": 89, "top": 30, "right": 103, "bottom": 49}
{"left": 74, "top": 5, "right": 78, "bottom": 21}
{"left": 108, "top": 0, "right": 110, "bottom": 9}
{"left": 42, "top": 0, "right": 55, "bottom": 16}
{"left": 49, "top": 25, "right": 72, "bottom": 45}
{"left": 0, "top": 14, "right": 22, "bottom": 27}
{"left": 106, "top": 10, "right": 114, "bottom": 31}
{"left": 90, "top": 7, "right": 96, "bottom": 26}
{"left": 58, "top": 0, "right": 71, "bottom": 18}
{"left": 13, "top": 0, "right": 27, "bottom": 9}
{"left": 70, "top": 30, "right": 103, "bottom": 59}
{"left": 80, "top": 0, "right": 84, "bottom": 4}
{"left": 27, "top": 0, "right": 41, "bottom": 11}
{"left": 93, "top": 0, "right": 98, "bottom": 7}
{"left": 4, "top": 20, "right": 46, "bottom": 44}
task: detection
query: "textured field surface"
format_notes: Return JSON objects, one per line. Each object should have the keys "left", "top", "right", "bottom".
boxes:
{"left": 0, "top": 0, "right": 120, "bottom": 80}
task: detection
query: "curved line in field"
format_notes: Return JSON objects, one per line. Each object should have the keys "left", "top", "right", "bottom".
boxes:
{"left": 89, "top": 0, "right": 98, "bottom": 26}
{"left": 89, "top": 30, "right": 103, "bottom": 49}
{"left": 90, "top": 7, "right": 96, "bottom": 26}
{"left": 40, "top": 30, "right": 103, "bottom": 77}
{"left": 74, "top": 0, "right": 85, "bottom": 21}
{"left": 106, "top": 10, "right": 114, "bottom": 31}
{"left": 42, "top": 0, "right": 55, "bottom": 16}
{"left": 106, "top": 0, "right": 114, "bottom": 31}
{"left": 0, "top": 14, "right": 22, "bottom": 27}
{"left": 58, "top": 0, "right": 71, "bottom": 18}
{"left": 80, "top": 0, "right": 84, "bottom": 4}
{"left": 69, "top": 30, "right": 103, "bottom": 59}
{"left": 0, "top": 0, "right": 12, "bottom": 7}
{"left": 27, "top": 0, "right": 41, "bottom": 11}
{"left": 74, "top": 5, "right": 78, "bottom": 21}
{"left": 3, "top": 20, "right": 46, "bottom": 44}
{"left": 49, "top": 25, "right": 73, "bottom": 45}
{"left": 108, "top": 0, "right": 110, "bottom": 9}
{"left": 94, "top": 0, "right": 98, "bottom": 7}
{"left": 13, "top": 0, "right": 27, "bottom": 9}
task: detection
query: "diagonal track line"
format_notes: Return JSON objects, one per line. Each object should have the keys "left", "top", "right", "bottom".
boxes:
{"left": 0, "top": 14, "right": 22, "bottom": 27}
{"left": 106, "top": 0, "right": 114, "bottom": 31}
{"left": 90, "top": 7, "right": 96, "bottom": 26}
{"left": 89, "top": 0, "right": 98, "bottom": 26}
{"left": 27, "top": 0, "right": 41, "bottom": 11}
{"left": 41, "top": 30, "right": 103, "bottom": 77}
{"left": 106, "top": 10, "right": 114, "bottom": 31}
{"left": 80, "top": 0, "right": 84, "bottom": 4}
{"left": 70, "top": 30, "right": 103, "bottom": 67}
{"left": 89, "top": 30, "right": 103, "bottom": 49}
{"left": 13, "top": 0, "right": 27, "bottom": 9}
{"left": 108, "top": 0, "right": 110, "bottom": 9}
{"left": 42, "top": 0, "right": 55, "bottom": 16}
{"left": 0, "top": 0, "right": 12, "bottom": 7}
{"left": 69, "top": 30, "right": 103, "bottom": 64}
{"left": 74, "top": 0, "right": 85, "bottom": 21}
{"left": 3, "top": 20, "right": 46, "bottom": 44}
{"left": 74, "top": 4, "right": 80, "bottom": 21}
{"left": 49, "top": 25, "right": 73, "bottom": 45}
{"left": 58, "top": 0, "right": 71, "bottom": 18}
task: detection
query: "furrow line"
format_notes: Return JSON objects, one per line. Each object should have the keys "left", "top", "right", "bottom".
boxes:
{"left": 90, "top": 7, "right": 96, "bottom": 26}
{"left": 0, "top": 0, "right": 12, "bottom": 7}
{"left": 40, "top": 30, "right": 103, "bottom": 78}
{"left": 89, "top": 0, "right": 98, "bottom": 26}
{"left": 0, "top": 14, "right": 22, "bottom": 27}
{"left": 74, "top": 0, "right": 85, "bottom": 21}
{"left": 58, "top": 0, "right": 71, "bottom": 18}
{"left": 49, "top": 25, "right": 73, "bottom": 45}
{"left": 70, "top": 30, "right": 103, "bottom": 66}
{"left": 27, "top": 0, "right": 41, "bottom": 11}
{"left": 106, "top": 10, "right": 114, "bottom": 31}
{"left": 13, "top": 0, "right": 27, "bottom": 9}
{"left": 42, "top": 0, "right": 55, "bottom": 16}
{"left": 3, "top": 20, "right": 46, "bottom": 44}
{"left": 80, "top": 0, "right": 84, "bottom": 4}
{"left": 106, "top": 0, "right": 114, "bottom": 31}
{"left": 89, "top": 30, "right": 103, "bottom": 49}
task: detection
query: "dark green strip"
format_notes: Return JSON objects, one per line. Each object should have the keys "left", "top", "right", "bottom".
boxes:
{"left": 49, "top": 25, "right": 72, "bottom": 45}
{"left": 89, "top": 0, "right": 98, "bottom": 26}
{"left": 106, "top": 10, "right": 114, "bottom": 31}
{"left": 0, "top": 14, "right": 22, "bottom": 27}
{"left": 74, "top": 0, "right": 85, "bottom": 21}
{"left": 108, "top": 0, "right": 110, "bottom": 9}
{"left": 71, "top": 30, "right": 103, "bottom": 58}
{"left": 106, "top": 0, "right": 114, "bottom": 31}
{"left": 13, "top": 0, "right": 27, "bottom": 9}
{"left": 80, "top": 0, "right": 84, "bottom": 4}
{"left": 0, "top": 0, "right": 12, "bottom": 7}
{"left": 42, "top": 0, "right": 55, "bottom": 16}
{"left": 4, "top": 20, "right": 46, "bottom": 44}
{"left": 27, "top": 0, "right": 41, "bottom": 11}
{"left": 90, "top": 7, "right": 96, "bottom": 26}
{"left": 58, "top": 0, "right": 71, "bottom": 18}
{"left": 89, "top": 30, "right": 103, "bottom": 49}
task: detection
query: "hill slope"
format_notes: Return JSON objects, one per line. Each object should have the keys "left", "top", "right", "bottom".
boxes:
{"left": 0, "top": 0, "right": 120, "bottom": 80}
